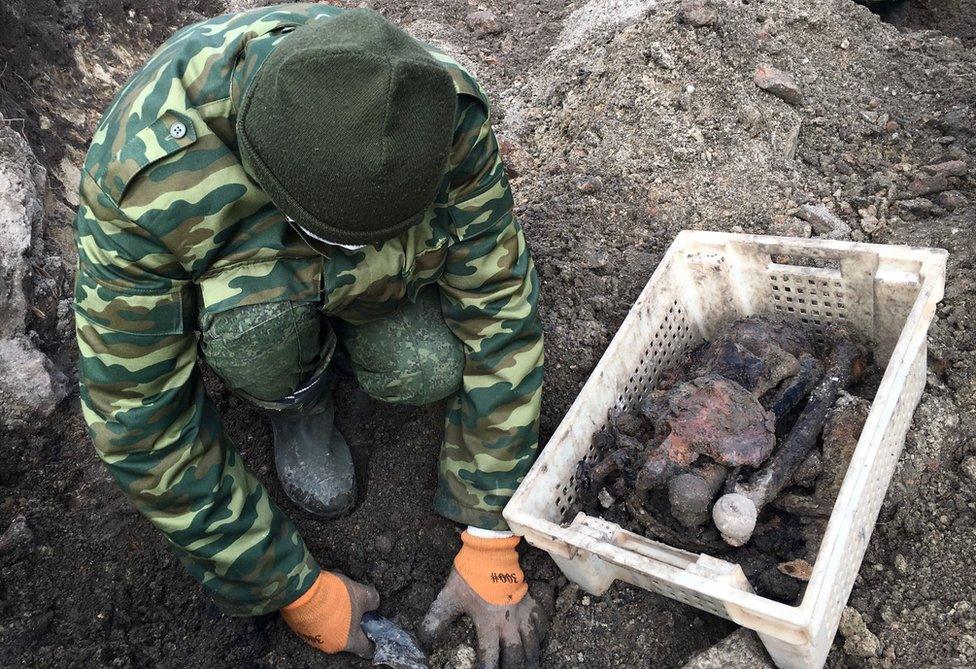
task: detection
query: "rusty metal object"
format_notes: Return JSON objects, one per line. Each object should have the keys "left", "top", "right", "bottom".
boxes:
{"left": 688, "top": 317, "right": 815, "bottom": 397}
{"left": 668, "top": 461, "right": 728, "bottom": 528}
{"left": 774, "top": 393, "right": 870, "bottom": 517}
{"left": 636, "top": 375, "right": 776, "bottom": 491}
{"left": 713, "top": 333, "right": 869, "bottom": 546}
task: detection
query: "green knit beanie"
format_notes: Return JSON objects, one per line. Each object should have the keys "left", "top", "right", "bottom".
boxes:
{"left": 237, "top": 9, "right": 458, "bottom": 245}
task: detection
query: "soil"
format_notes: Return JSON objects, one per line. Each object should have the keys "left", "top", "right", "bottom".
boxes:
{"left": 1, "top": 1, "right": 975, "bottom": 668}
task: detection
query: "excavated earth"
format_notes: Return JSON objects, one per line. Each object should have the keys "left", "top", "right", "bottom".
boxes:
{"left": 1, "top": 0, "right": 974, "bottom": 667}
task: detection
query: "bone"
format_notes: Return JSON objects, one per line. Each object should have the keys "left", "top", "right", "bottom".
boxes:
{"left": 772, "top": 393, "right": 870, "bottom": 517}
{"left": 692, "top": 317, "right": 815, "bottom": 398}
{"left": 713, "top": 334, "right": 868, "bottom": 546}
{"left": 625, "top": 492, "right": 732, "bottom": 554}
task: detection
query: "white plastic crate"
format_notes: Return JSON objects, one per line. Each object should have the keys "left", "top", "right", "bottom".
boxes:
{"left": 504, "top": 231, "right": 947, "bottom": 669}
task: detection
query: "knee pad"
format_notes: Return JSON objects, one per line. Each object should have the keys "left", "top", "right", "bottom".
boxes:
{"left": 200, "top": 301, "right": 322, "bottom": 401}
{"left": 339, "top": 288, "right": 464, "bottom": 406}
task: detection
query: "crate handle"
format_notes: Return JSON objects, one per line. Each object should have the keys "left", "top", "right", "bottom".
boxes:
{"left": 723, "top": 238, "right": 880, "bottom": 338}
{"left": 570, "top": 514, "right": 698, "bottom": 569}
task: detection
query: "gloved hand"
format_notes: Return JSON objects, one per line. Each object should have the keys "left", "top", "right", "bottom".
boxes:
{"left": 281, "top": 571, "right": 380, "bottom": 657}
{"left": 421, "top": 531, "right": 546, "bottom": 668}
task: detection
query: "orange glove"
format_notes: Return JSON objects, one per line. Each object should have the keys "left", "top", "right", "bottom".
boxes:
{"left": 422, "top": 531, "right": 545, "bottom": 669}
{"left": 453, "top": 531, "right": 528, "bottom": 606}
{"left": 280, "top": 571, "right": 379, "bottom": 657}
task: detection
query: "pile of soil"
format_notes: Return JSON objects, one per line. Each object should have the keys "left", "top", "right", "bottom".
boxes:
{"left": 1, "top": 0, "right": 974, "bottom": 667}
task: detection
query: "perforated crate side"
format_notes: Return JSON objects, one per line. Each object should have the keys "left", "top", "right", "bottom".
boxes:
{"left": 768, "top": 269, "right": 855, "bottom": 348}
{"left": 548, "top": 295, "right": 704, "bottom": 523}
{"left": 807, "top": 343, "right": 928, "bottom": 668}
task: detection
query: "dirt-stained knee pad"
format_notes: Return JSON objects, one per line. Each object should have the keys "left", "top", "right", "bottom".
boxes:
{"left": 337, "top": 287, "right": 463, "bottom": 406}
{"left": 200, "top": 301, "right": 322, "bottom": 401}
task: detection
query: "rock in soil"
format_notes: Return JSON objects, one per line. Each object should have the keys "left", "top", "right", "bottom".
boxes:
{"left": 0, "top": 125, "right": 46, "bottom": 338}
{"left": 795, "top": 204, "right": 853, "bottom": 240}
{"left": 465, "top": 10, "right": 503, "bottom": 35}
{"left": 754, "top": 66, "right": 803, "bottom": 106}
{"left": 680, "top": 628, "right": 774, "bottom": 669}
{"left": 679, "top": 0, "right": 718, "bottom": 28}
{"left": 0, "top": 335, "right": 68, "bottom": 432}
{"left": 0, "top": 515, "right": 34, "bottom": 567}
{"left": 839, "top": 606, "right": 882, "bottom": 658}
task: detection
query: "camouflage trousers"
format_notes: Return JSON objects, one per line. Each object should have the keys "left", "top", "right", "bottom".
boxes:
{"left": 201, "top": 285, "right": 464, "bottom": 409}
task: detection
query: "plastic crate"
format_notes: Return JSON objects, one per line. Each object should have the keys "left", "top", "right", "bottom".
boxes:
{"left": 504, "top": 231, "right": 947, "bottom": 669}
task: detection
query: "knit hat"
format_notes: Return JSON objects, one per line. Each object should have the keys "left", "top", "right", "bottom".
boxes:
{"left": 237, "top": 9, "right": 457, "bottom": 245}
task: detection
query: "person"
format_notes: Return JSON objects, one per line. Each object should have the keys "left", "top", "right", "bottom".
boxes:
{"left": 73, "top": 5, "right": 545, "bottom": 667}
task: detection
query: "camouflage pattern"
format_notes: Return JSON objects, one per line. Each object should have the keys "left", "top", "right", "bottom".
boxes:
{"left": 201, "top": 300, "right": 322, "bottom": 401}
{"left": 73, "top": 4, "right": 543, "bottom": 616}
{"left": 336, "top": 286, "right": 464, "bottom": 406}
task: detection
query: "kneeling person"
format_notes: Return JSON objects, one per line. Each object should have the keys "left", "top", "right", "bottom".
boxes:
{"left": 73, "top": 5, "right": 544, "bottom": 666}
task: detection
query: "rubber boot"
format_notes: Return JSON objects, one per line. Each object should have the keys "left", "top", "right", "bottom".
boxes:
{"left": 252, "top": 371, "right": 358, "bottom": 519}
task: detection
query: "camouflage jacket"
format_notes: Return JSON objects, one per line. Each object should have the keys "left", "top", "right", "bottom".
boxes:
{"left": 73, "top": 3, "right": 543, "bottom": 615}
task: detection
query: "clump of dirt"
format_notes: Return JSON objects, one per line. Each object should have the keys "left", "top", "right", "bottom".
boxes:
{"left": 0, "top": 0, "right": 974, "bottom": 668}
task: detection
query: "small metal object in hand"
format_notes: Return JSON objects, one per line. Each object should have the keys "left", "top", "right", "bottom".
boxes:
{"left": 361, "top": 612, "right": 429, "bottom": 669}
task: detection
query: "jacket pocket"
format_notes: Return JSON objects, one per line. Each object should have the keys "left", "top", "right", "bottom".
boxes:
{"left": 99, "top": 110, "right": 199, "bottom": 206}
{"left": 73, "top": 267, "right": 190, "bottom": 336}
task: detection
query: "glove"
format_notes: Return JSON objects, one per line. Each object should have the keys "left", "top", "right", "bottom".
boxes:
{"left": 280, "top": 571, "right": 380, "bottom": 658}
{"left": 421, "top": 531, "right": 546, "bottom": 669}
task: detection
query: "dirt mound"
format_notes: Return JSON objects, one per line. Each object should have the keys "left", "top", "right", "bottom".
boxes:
{"left": 497, "top": 0, "right": 976, "bottom": 666}
{"left": 502, "top": 0, "right": 974, "bottom": 240}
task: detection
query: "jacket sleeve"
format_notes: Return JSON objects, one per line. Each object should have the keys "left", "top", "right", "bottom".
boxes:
{"left": 73, "top": 171, "right": 319, "bottom": 615}
{"left": 435, "top": 97, "right": 544, "bottom": 530}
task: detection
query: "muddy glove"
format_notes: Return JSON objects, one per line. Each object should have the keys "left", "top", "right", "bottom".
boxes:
{"left": 281, "top": 571, "right": 380, "bottom": 658}
{"left": 421, "top": 531, "right": 545, "bottom": 668}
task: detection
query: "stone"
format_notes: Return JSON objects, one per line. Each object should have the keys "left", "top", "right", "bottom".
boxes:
{"left": 754, "top": 66, "right": 802, "bottom": 106}
{"left": 573, "top": 176, "right": 603, "bottom": 193}
{"left": 777, "top": 558, "right": 813, "bottom": 581}
{"left": 680, "top": 628, "right": 774, "bottom": 669}
{"left": 465, "top": 10, "right": 503, "bottom": 35}
{"left": 961, "top": 456, "right": 976, "bottom": 483}
{"left": 649, "top": 42, "right": 676, "bottom": 69}
{"left": 922, "top": 159, "right": 967, "bottom": 178}
{"left": 0, "top": 515, "right": 34, "bottom": 567}
{"left": 859, "top": 209, "right": 884, "bottom": 235}
{"left": 795, "top": 204, "right": 852, "bottom": 239}
{"left": 0, "top": 126, "right": 46, "bottom": 339}
{"left": 497, "top": 134, "right": 534, "bottom": 178}
{"left": 679, "top": 0, "right": 718, "bottom": 27}
{"left": 447, "top": 644, "right": 476, "bottom": 669}
{"left": 839, "top": 607, "right": 881, "bottom": 658}
{"left": 769, "top": 217, "right": 811, "bottom": 238}
{"left": 56, "top": 156, "right": 82, "bottom": 207}
{"left": 893, "top": 554, "right": 909, "bottom": 575}
{"left": 908, "top": 174, "right": 950, "bottom": 197}
{"left": 935, "top": 190, "right": 968, "bottom": 211}
{"left": 0, "top": 336, "right": 68, "bottom": 432}
{"left": 895, "top": 197, "right": 935, "bottom": 217}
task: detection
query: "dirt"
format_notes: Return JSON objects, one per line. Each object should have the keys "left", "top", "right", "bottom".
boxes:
{"left": 1, "top": 1, "right": 975, "bottom": 668}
